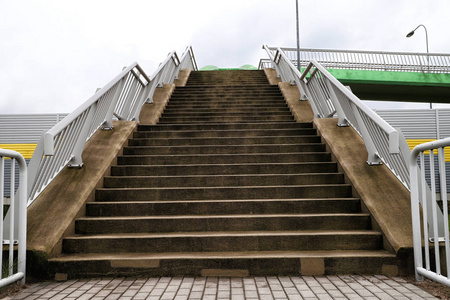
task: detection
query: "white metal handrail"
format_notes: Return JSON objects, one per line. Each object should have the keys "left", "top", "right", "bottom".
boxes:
{"left": 27, "top": 46, "right": 197, "bottom": 205}
{"left": 410, "top": 139, "right": 450, "bottom": 286}
{"left": 179, "top": 46, "right": 198, "bottom": 71}
{"left": 266, "top": 46, "right": 450, "bottom": 73}
{"left": 0, "top": 149, "right": 26, "bottom": 287}
{"left": 262, "top": 45, "right": 308, "bottom": 100}
{"left": 264, "top": 45, "right": 448, "bottom": 286}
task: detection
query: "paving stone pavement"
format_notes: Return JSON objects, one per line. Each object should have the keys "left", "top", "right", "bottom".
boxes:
{"left": 7, "top": 275, "right": 438, "bottom": 300}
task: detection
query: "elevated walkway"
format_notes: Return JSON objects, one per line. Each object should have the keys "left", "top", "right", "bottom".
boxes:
{"left": 326, "top": 68, "right": 450, "bottom": 102}
{"left": 26, "top": 69, "right": 414, "bottom": 279}
{"left": 262, "top": 46, "right": 450, "bottom": 103}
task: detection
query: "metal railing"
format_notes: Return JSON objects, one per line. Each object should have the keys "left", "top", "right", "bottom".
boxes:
{"left": 0, "top": 149, "right": 27, "bottom": 287}
{"left": 179, "top": 46, "right": 198, "bottom": 71}
{"left": 411, "top": 139, "right": 450, "bottom": 286}
{"left": 27, "top": 46, "right": 197, "bottom": 205}
{"left": 263, "top": 45, "right": 413, "bottom": 187}
{"left": 264, "top": 45, "right": 448, "bottom": 285}
{"left": 265, "top": 46, "right": 450, "bottom": 73}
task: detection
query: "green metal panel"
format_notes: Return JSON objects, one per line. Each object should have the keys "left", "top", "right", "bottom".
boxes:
{"left": 328, "top": 69, "right": 450, "bottom": 87}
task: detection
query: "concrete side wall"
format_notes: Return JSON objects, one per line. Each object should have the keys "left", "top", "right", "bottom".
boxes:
{"left": 27, "top": 120, "right": 137, "bottom": 277}
{"left": 313, "top": 119, "right": 413, "bottom": 253}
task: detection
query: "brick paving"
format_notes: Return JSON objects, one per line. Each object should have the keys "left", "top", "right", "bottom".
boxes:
{"left": 7, "top": 275, "right": 437, "bottom": 300}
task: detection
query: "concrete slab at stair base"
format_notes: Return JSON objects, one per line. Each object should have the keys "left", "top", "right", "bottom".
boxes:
{"left": 313, "top": 118, "right": 415, "bottom": 275}
{"left": 49, "top": 252, "right": 398, "bottom": 279}
{"left": 26, "top": 120, "right": 137, "bottom": 279}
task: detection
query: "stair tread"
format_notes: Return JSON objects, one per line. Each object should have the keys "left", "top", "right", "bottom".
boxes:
{"left": 50, "top": 250, "right": 395, "bottom": 262}
{"left": 86, "top": 198, "right": 360, "bottom": 205}
{"left": 104, "top": 173, "right": 344, "bottom": 179}
{"left": 96, "top": 184, "right": 352, "bottom": 191}
{"left": 65, "top": 230, "right": 383, "bottom": 239}
{"left": 77, "top": 213, "right": 370, "bottom": 221}
{"left": 119, "top": 152, "right": 328, "bottom": 158}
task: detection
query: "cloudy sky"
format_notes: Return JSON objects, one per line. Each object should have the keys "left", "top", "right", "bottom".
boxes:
{"left": 1, "top": 0, "right": 449, "bottom": 114}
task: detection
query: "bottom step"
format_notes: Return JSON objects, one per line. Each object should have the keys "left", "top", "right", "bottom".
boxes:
{"left": 49, "top": 251, "right": 399, "bottom": 278}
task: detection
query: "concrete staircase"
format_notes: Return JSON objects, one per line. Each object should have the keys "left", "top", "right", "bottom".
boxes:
{"left": 50, "top": 70, "right": 397, "bottom": 277}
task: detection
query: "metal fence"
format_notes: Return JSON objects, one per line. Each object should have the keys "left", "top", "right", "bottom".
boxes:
{"left": 0, "top": 149, "right": 27, "bottom": 287}
{"left": 27, "top": 46, "right": 197, "bottom": 205}
{"left": 265, "top": 46, "right": 450, "bottom": 73}
{"left": 411, "top": 139, "right": 450, "bottom": 287}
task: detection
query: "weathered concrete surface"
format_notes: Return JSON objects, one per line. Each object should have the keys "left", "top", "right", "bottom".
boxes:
{"left": 264, "top": 68, "right": 314, "bottom": 123}
{"left": 27, "top": 121, "right": 137, "bottom": 276}
{"left": 313, "top": 118, "right": 413, "bottom": 257}
{"left": 264, "top": 68, "right": 314, "bottom": 122}
{"left": 139, "top": 69, "right": 191, "bottom": 125}
{"left": 139, "top": 84, "right": 175, "bottom": 125}
{"left": 278, "top": 82, "right": 314, "bottom": 123}
{"left": 264, "top": 68, "right": 282, "bottom": 85}
{"left": 174, "top": 69, "right": 191, "bottom": 87}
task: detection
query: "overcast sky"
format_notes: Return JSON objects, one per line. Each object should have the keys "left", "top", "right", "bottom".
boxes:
{"left": 1, "top": 0, "right": 449, "bottom": 114}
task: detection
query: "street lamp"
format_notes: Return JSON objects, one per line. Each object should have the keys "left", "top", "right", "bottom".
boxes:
{"left": 406, "top": 24, "right": 429, "bottom": 54}
{"left": 296, "top": 0, "right": 300, "bottom": 71}
{"left": 406, "top": 24, "right": 431, "bottom": 108}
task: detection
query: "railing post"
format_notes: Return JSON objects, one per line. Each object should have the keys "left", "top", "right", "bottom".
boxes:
{"left": 68, "top": 103, "right": 98, "bottom": 168}
{"left": 103, "top": 76, "right": 126, "bottom": 130}
{"left": 350, "top": 102, "right": 382, "bottom": 165}
{"left": 410, "top": 152, "right": 424, "bottom": 281}
{"left": 325, "top": 79, "right": 348, "bottom": 127}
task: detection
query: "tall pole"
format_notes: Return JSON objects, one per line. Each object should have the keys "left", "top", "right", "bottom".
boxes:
{"left": 406, "top": 24, "right": 431, "bottom": 108}
{"left": 296, "top": 0, "right": 300, "bottom": 71}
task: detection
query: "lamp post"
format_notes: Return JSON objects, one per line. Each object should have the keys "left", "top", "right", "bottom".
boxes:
{"left": 406, "top": 24, "right": 431, "bottom": 109}
{"left": 296, "top": 0, "right": 300, "bottom": 71}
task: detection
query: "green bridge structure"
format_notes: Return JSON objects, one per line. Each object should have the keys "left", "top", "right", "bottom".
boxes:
{"left": 261, "top": 47, "right": 450, "bottom": 103}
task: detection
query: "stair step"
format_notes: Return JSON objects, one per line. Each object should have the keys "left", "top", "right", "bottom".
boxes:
{"left": 123, "top": 144, "right": 326, "bottom": 155}
{"left": 75, "top": 213, "right": 372, "bottom": 234}
{"left": 110, "top": 162, "right": 339, "bottom": 176}
{"left": 95, "top": 185, "right": 353, "bottom": 201}
{"left": 163, "top": 104, "right": 289, "bottom": 110}
{"left": 160, "top": 112, "right": 292, "bottom": 118}
{"left": 163, "top": 107, "right": 291, "bottom": 113}
{"left": 62, "top": 231, "right": 383, "bottom": 254}
{"left": 128, "top": 136, "right": 321, "bottom": 146}
{"left": 49, "top": 250, "right": 396, "bottom": 277}
{"left": 118, "top": 153, "right": 331, "bottom": 165}
{"left": 103, "top": 173, "right": 345, "bottom": 188}
{"left": 137, "top": 122, "right": 313, "bottom": 131}
{"left": 157, "top": 116, "right": 295, "bottom": 123}
{"left": 85, "top": 198, "right": 362, "bottom": 217}
{"left": 133, "top": 128, "right": 317, "bottom": 138}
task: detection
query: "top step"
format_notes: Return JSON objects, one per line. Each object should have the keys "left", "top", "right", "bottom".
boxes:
{"left": 186, "top": 70, "right": 269, "bottom": 86}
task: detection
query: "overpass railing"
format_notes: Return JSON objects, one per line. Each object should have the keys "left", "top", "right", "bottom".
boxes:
{"left": 26, "top": 46, "right": 197, "bottom": 205}
{"left": 266, "top": 46, "right": 450, "bottom": 73}
{"left": 411, "top": 139, "right": 450, "bottom": 287}
{"left": 0, "top": 149, "right": 27, "bottom": 287}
